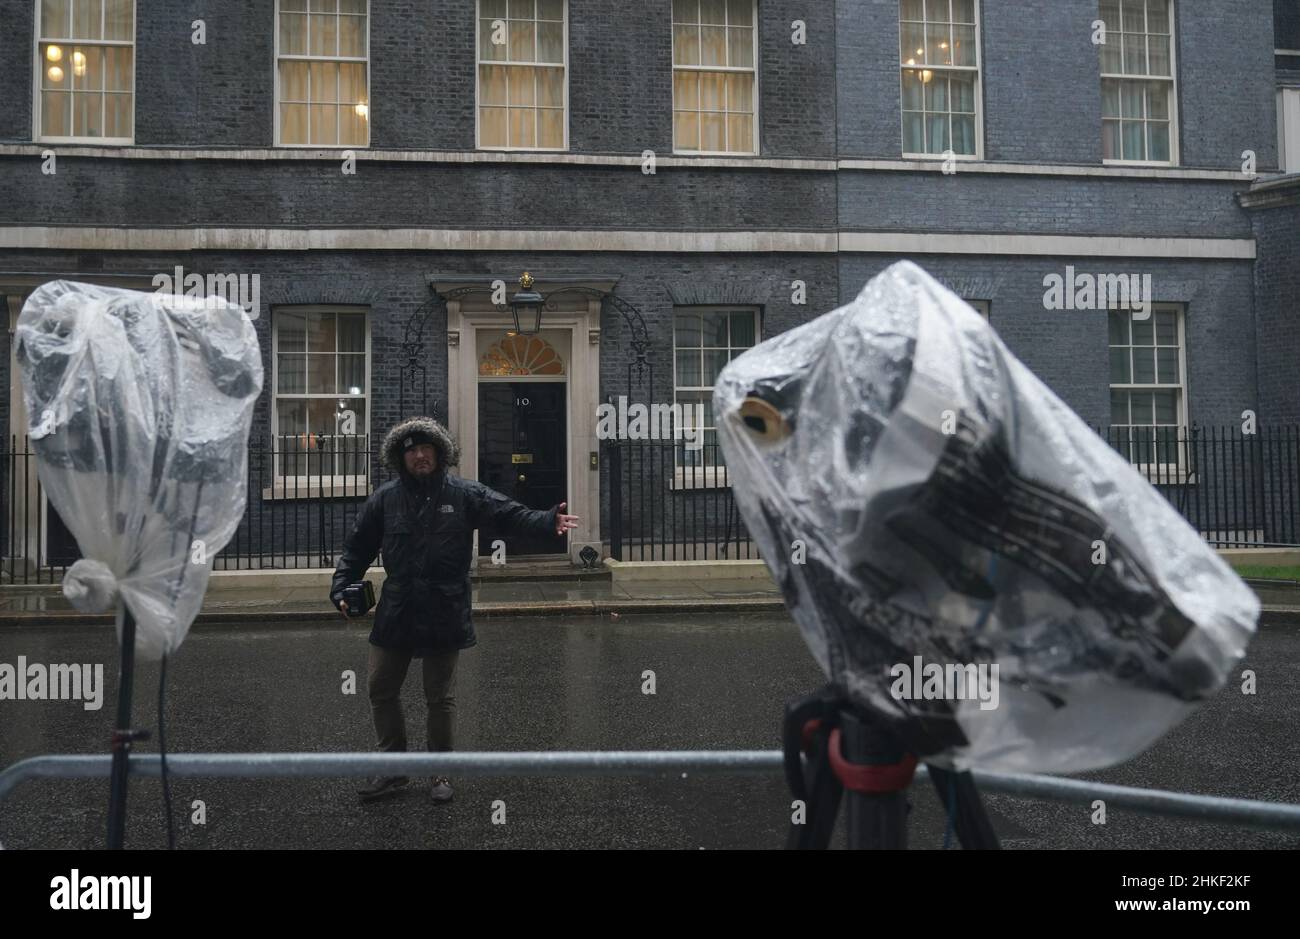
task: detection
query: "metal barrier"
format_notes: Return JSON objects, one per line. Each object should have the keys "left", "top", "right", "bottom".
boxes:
{"left": 3, "top": 751, "right": 1300, "bottom": 836}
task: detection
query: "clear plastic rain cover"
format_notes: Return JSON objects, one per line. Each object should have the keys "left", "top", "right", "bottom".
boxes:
{"left": 715, "top": 261, "right": 1258, "bottom": 774}
{"left": 15, "top": 281, "right": 263, "bottom": 661}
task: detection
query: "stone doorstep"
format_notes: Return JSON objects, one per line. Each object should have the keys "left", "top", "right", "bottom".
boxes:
{"left": 603, "top": 558, "right": 773, "bottom": 583}
{"left": 205, "top": 564, "right": 606, "bottom": 592}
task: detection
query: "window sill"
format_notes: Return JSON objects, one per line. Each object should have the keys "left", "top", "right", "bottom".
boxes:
{"left": 671, "top": 149, "right": 759, "bottom": 158}
{"left": 901, "top": 151, "right": 981, "bottom": 161}
{"left": 477, "top": 145, "right": 571, "bottom": 153}
{"left": 262, "top": 479, "right": 373, "bottom": 500}
{"left": 1131, "top": 467, "right": 1196, "bottom": 486}
{"left": 1102, "top": 158, "right": 1179, "bottom": 168}
{"left": 36, "top": 136, "right": 135, "bottom": 146}
{"left": 275, "top": 144, "right": 371, "bottom": 150}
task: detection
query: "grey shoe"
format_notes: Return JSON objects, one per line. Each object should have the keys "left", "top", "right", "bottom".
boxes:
{"left": 358, "top": 775, "right": 409, "bottom": 802}
{"left": 430, "top": 776, "right": 454, "bottom": 803}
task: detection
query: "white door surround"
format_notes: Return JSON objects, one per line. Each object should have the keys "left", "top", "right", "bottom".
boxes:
{"left": 438, "top": 277, "right": 615, "bottom": 565}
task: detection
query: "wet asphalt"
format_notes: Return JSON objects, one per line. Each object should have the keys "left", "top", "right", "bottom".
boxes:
{"left": 0, "top": 613, "right": 1297, "bottom": 850}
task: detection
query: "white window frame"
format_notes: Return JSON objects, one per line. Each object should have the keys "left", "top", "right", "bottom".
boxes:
{"left": 33, "top": 0, "right": 136, "bottom": 145}
{"left": 474, "top": 0, "right": 570, "bottom": 152}
{"left": 1099, "top": 0, "right": 1179, "bottom": 167}
{"left": 671, "top": 305, "right": 760, "bottom": 489}
{"left": 898, "top": 0, "right": 984, "bottom": 162}
{"left": 671, "top": 0, "right": 760, "bottom": 157}
{"left": 274, "top": 0, "right": 372, "bottom": 149}
{"left": 268, "top": 305, "right": 373, "bottom": 499}
{"left": 1107, "top": 303, "right": 1189, "bottom": 479}
{"left": 1279, "top": 87, "right": 1300, "bottom": 175}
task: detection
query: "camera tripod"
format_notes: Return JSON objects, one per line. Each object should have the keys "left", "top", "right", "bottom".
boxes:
{"left": 783, "top": 686, "right": 1001, "bottom": 850}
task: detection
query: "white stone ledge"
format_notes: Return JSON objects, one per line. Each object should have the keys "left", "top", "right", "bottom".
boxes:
{"left": 0, "top": 226, "right": 838, "bottom": 253}
{"left": 604, "top": 558, "right": 772, "bottom": 583}
{"left": 837, "top": 232, "right": 1257, "bottom": 260}
{"left": 0, "top": 227, "right": 1255, "bottom": 259}
{"left": 0, "top": 143, "right": 834, "bottom": 171}
{"left": 0, "top": 226, "right": 1248, "bottom": 257}
{"left": 0, "top": 143, "right": 1258, "bottom": 180}
{"left": 837, "top": 158, "right": 1254, "bottom": 181}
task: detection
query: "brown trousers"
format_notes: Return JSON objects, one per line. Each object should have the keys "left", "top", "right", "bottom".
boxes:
{"left": 366, "top": 644, "right": 459, "bottom": 753}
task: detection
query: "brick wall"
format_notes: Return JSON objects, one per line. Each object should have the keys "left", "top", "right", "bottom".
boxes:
{"left": 1245, "top": 183, "right": 1300, "bottom": 425}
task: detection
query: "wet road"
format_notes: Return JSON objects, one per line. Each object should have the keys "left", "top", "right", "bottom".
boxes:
{"left": 1, "top": 613, "right": 1297, "bottom": 849}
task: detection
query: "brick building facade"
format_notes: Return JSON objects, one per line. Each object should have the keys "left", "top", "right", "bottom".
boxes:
{"left": 0, "top": 0, "right": 1295, "bottom": 571}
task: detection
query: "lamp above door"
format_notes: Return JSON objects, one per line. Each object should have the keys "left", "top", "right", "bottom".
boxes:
{"left": 510, "top": 272, "right": 544, "bottom": 336}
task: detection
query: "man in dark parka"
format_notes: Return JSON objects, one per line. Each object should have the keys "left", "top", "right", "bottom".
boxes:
{"left": 331, "top": 416, "right": 579, "bottom": 803}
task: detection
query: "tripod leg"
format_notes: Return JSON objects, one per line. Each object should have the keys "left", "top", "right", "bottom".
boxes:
{"left": 841, "top": 711, "right": 911, "bottom": 849}
{"left": 929, "top": 766, "right": 1001, "bottom": 849}
{"left": 783, "top": 692, "right": 844, "bottom": 850}
{"left": 106, "top": 606, "right": 137, "bottom": 849}
{"left": 787, "top": 723, "right": 843, "bottom": 850}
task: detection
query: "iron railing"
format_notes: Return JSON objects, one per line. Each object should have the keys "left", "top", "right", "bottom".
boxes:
{"left": 607, "top": 439, "right": 759, "bottom": 562}
{"left": 605, "top": 425, "right": 1300, "bottom": 560}
{"left": 4, "top": 425, "right": 1300, "bottom": 581}
{"left": 0, "top": 436, "right": 394, "bottom": 584}
{"left": 1090, "top": 424, "right": 1299, "bottom": 548}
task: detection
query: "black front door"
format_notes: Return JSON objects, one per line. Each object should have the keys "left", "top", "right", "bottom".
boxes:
{"left": 478, "top": 382, "right": 567, "bottom": 556}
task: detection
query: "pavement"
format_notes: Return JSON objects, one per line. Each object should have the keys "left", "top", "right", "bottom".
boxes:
{"left": 2, "top": 611, "right": 1297, "bottom": 849}
{"left": 2, "top": 572, "right": 1299, "bottom": 627}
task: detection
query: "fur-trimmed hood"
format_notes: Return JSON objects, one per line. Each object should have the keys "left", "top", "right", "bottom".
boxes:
{"left": 381, "top": 416, "right": 461, "bottom": 477}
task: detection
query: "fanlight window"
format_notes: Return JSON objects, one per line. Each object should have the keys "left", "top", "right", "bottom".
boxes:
{"left": 479, "top": 334, "right": 564, "bottom": 376}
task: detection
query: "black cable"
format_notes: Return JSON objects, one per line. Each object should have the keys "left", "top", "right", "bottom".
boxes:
{"left": 943, "top": 769, "right": 956, "bottom": 849}
{"left": 159, "top": 652, "right": 175, "bottom": 850}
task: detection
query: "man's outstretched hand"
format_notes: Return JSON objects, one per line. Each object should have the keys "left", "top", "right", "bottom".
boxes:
{"left": 555, "top": 502, "right": 581, "bottom": 536}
